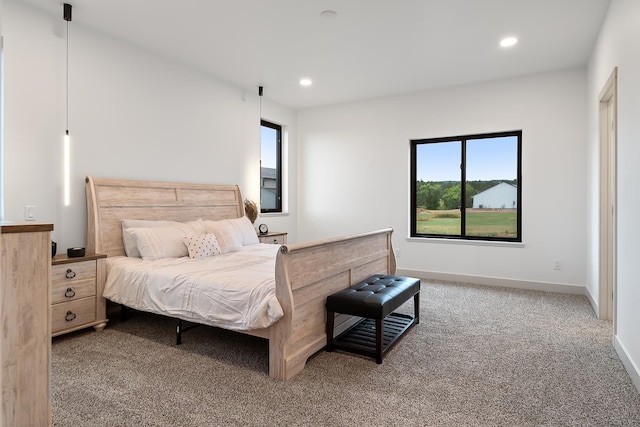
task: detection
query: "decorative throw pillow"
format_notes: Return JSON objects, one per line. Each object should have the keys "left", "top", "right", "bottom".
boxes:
{"left": 184, "top": 233, "right": 222, "bottom": 259}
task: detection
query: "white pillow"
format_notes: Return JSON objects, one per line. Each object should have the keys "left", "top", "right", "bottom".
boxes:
{"left": 184, "top": 233, "right": 222, "bottom": 259}
{"left": 128, "top": 220, "right": 206, "bottom": 261}
{"left": 203, "top": 220, "right": 243, "bottom": 254}
{"left": 225, "top": 216, "right": 259, "bottom": 245}
{"left": 121, "top": 219, "right": 173, "bottom": 257}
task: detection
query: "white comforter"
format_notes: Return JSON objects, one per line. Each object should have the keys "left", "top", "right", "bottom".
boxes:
{"left": 103, "top": 243, "right": 284, "bottom": 331}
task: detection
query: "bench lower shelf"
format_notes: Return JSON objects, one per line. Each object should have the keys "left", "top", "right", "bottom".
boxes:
{"left": 330, "top": 312, "right": 417, "bottom": 363}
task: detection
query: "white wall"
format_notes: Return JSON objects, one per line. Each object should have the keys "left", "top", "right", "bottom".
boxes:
{"left": 3, "top": 0, "right": 297, "bottom": 249}
{"left": 0, "top": 0, "right": 4, "bottom": 220}
{"left": 587, "top": 0, "right": 640, "bottom": 391}
{"left": 298, "top": 68, "right": 587, "bottom": 290}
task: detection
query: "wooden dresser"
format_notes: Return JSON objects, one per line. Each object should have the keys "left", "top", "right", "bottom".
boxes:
{"left": 51, "top": 253, "right": 108, "bottom": 336}
{"left": 1, "top": 222, "right": 53, "bottom": 427}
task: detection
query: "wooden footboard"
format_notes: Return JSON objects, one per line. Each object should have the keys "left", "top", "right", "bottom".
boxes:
{"left": 269, "top": 228, "right": 396, "bottom": 380}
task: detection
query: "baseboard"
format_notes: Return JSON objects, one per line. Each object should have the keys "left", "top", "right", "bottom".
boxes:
{"left": 396, "top": 268, "right": 586, "bottom": 295}
{"left": 585, "top": 287, "right": 599, "bottom": 317}
{"left": 614, "top": 336, "right": 640, "bottom": 394}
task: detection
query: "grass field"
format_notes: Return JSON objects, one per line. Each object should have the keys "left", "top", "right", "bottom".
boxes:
{"left": 416, "top": 209, "right": 517, "bottom": 238}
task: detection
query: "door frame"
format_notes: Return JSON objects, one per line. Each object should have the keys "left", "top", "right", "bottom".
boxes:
{"left": 598, "top": 67, "right": 618, "bottom": 327}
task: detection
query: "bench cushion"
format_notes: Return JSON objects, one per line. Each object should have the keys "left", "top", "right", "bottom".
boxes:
{"left": 326, "top": 274, "right": 420, "bottom": 319}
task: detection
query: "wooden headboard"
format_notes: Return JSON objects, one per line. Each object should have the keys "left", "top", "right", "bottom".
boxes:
{"left": 85, "top": 176, "right": 244, "bottom": 257}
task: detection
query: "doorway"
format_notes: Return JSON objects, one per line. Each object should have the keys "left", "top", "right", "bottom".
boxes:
{"left": 598, "top": 67, "right": 617, "bottom": 326}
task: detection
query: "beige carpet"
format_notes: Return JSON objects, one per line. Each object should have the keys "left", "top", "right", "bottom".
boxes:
{"left": 52, "top": 281, "right": 640, "bottom": 426}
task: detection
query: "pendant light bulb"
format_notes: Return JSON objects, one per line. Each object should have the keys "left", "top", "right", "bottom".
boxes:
{"left": 64, "top": 130, "right": 70, "bottom": 206}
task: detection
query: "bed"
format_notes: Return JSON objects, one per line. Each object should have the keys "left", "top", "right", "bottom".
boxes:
{"left": 85, "top": 176, "right": 396, "bottom": 380}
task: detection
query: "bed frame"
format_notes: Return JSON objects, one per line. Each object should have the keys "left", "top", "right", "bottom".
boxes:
{"left": 85, "top": 176, "right": 396, "bottom": 380}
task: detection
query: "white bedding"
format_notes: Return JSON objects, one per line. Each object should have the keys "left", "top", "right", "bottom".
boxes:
{"left": 103, "top": 243, "right": 284, "bottom": 331}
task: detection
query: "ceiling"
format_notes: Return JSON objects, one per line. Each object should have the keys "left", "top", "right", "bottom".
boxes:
{"left": 18, "top": 0, "right": 611, "bottom": 110}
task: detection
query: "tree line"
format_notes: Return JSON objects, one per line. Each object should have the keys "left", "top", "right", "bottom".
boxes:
{"left": 416, "top": 179, "right": 517, "bottom": 210}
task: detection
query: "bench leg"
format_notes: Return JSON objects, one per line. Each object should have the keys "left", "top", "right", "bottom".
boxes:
{"left": 376, "top": 318, "right": 383, "bottom": 364}
{"left": 414, "top": 292, "right": 420, "bottom": 324}
{"left": 326, "top": 311, "right": 335, "bottom": 352}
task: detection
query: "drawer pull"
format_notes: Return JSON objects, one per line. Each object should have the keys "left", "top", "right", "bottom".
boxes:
{"left": 65, "top": 311, "right": 77, "bottom": 322}
{"left": 64, "top": 287, "right": 76, "bottom": 298}
{"left": 65, "top": 269, "right": 76, "bottom": 279}
{"left": 273, "top": 239, "right": 278, "bottom": 244}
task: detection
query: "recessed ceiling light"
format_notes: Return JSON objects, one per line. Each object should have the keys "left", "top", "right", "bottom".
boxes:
{"left": 300, "top": 78, "right": 313, "bottom": 86}
{"left": 320, "top": 10, "right": 338, "bottom": 19}
{"left": 500, "top": 37, "right": 518, "bottom": 48}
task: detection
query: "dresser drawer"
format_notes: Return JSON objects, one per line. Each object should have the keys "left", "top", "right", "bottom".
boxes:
{"left": 52, "top": 260, "right": 96, "bottom": 286}
{"left": 52, "top": 297, "right": 96, "bottom": 334}
{"left": 51, "top": 279, "right": 96, "bottom": 304}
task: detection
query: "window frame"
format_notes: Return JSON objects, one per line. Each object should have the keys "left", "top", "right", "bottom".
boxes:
{"left": 260, "top": 119, "right": 282, "bottom": 214}
{"left": 410, "top": 130, "right": 522, "bottom": 242}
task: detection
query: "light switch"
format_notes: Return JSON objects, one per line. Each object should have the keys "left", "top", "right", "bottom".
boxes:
{"left": 24, "top": 205, "right": 36, "bottom": 221}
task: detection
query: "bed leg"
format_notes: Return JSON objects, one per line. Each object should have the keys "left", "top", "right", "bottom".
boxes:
{"left": 326, "top": 311, "right": 335, "bottom": 352}
{"left": 176, "top": 320, "right": 182, "bottom": 345}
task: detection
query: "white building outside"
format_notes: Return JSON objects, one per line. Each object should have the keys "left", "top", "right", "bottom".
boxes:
{"left": 472, "top": 182, "right": 517, "bottom": 209}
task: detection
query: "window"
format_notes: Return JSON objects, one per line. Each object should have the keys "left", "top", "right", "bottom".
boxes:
{"left": 410, "top": 130, "right": 522, "bottom": 242}
{"left": 260, "top": 120, "right": 282, "bottom": 213}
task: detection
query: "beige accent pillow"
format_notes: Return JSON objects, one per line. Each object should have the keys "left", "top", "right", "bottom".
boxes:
{"left": 184, "top": 233, "right": 222, "bottom": 259}
{"left": 204, "top": 220, "right": 243, "bottom": 254}
{"left": 128, "top": 220, "right": 206, "bottom": 261}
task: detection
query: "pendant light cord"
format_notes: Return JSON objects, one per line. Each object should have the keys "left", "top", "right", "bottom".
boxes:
{"left": 66, "top": 18, "right": 69, "bottom": 131}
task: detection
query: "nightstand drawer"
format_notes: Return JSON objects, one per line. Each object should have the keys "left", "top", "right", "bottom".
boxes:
{"left": 51, "top": 279, "right": 96, "bottom": 304}
{"left": 258, "top": 232, "right": 287, "bottom": 245}
{"left": 51, "top": 253, "right": 108, "bottom": 337}
{"left": 52, "top": 260, "right": 96, "bottom": 286}
{"left": 52, "top": 297, "right": 96, "bottom": 334}
{"left": 266, "top": 235, "right": 286, "bottom": 244}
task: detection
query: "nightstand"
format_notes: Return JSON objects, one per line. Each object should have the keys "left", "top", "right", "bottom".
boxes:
{"left": 51, "top": 253, "right": 108, "bottom": 337}
{"left": 258, "top": 231, "right": 287, "bottom": 245}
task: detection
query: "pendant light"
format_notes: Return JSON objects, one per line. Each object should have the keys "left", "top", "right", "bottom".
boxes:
{"left": 63, "top": 3, "right": 72, "bottom": 206}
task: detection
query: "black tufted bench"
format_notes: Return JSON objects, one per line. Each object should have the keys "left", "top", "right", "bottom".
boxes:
{"left": 326, "top": 274, "right": 420, "bottom": 364}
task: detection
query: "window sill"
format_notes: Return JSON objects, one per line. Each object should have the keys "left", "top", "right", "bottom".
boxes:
{"left": 406, "top": 237, "right": 524, "bottom": 248}
{"left": 259, "top": 212, "right": 289, "bottom": 218}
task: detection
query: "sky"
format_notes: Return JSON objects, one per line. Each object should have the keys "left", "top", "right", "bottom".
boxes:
{"left": 260, "top": 125, "right": 277, "bottom": 169}
{"left": 415, "top": 135, "right": 518, "bottom": 182}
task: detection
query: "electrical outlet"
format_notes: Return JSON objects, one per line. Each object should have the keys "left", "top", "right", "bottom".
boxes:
{"left": 394, "top": 248, "right": 401, "bottom": 258}
{"left": 553, "top": 259, "right": 562, "bottom": 270}
{"left": 24, "top": 205, "right": 36, "bottom": 221}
